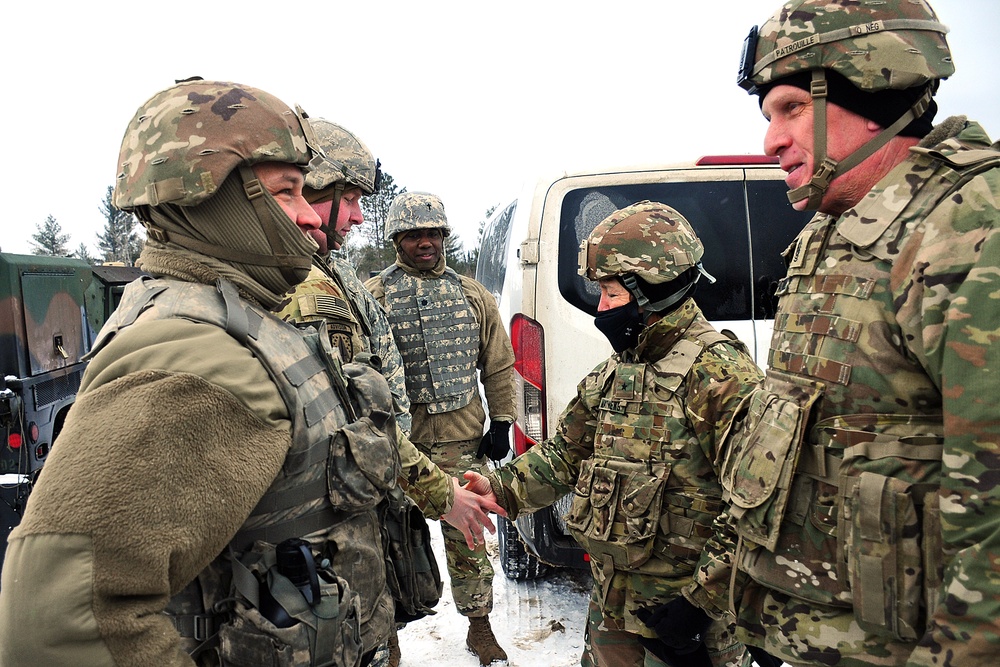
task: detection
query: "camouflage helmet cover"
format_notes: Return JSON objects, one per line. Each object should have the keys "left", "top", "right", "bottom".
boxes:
{"left": 579, "top": 201, "right": 705, "bottom": 285}
{"left": 114, "top": 79, "right": 312, "bottom": 210}
{"left": 385, "top": 192, "right": 452, "bottom": 241}
{"left": 739, "top": 0, "right": 954, "bottom": 94}
{"left": 304, "top": 118, "right": 380, "bottom": 198}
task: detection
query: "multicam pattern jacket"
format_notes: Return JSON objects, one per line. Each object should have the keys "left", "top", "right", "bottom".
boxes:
{"left": 723, "top": 118, "right": 1000, "bottom": 666}
{"left": 491, "top": 300, "right": 762, "bottom": 632}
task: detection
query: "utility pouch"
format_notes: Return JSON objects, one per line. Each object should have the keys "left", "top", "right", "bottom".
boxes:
{"left": 327, "top": 360, "right": 401, "bottom": 510}
{"left": 835, "top": 418, "right": 943, "bottom": 642}
{"left": 220, "top": 542, "right": 363, "bottom": 667}
{"left": 327, "top": 418, "right": 398, "bottom": 510}
{"left": 380, "top": 485, "right": 443, "bottom": 624}
{"left": 722, "top": 370, "right": 823, "bottom": 550}
{"left": 565, "top": 457, "right": 670, "bottom": 570}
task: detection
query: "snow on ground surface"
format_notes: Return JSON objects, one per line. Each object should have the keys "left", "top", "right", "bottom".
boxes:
{"left": 397, "top": 521, "right": 592, "bottom": 666}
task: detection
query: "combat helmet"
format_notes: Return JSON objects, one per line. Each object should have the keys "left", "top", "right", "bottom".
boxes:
{"left": 302, "top": 118, "right": 381, "bottom": 251}
{"left": 579, "top": 201, "right": 715, "bottom": 313}
{"left": 737, "top": 0, "right": 954, "bottom": 209}
{"left": 114, "top": 77, "right": 320, "bottom": 286}
{"left": 385, "top": 192, "right": 452, "bottom": 242}
{"left": 305, "top": 118, "right": 381, "bottom": 197}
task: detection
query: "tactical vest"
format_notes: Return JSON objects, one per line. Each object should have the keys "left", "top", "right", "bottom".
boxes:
{"left": 723, "top": 144, "right": 1000, "bottom": 643}
{"left": 379, "top": 265, "right": 479, "bottom": 413}
{"left": 93, "top": 277, "right": 399, "bottom": 665}
{"left": 563, "top": 318, "right": 736, "bottom": 596}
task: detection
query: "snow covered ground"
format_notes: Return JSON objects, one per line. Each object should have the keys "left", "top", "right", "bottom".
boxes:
{"left": 396, "top": 522, "right": 592, "bottom": 666}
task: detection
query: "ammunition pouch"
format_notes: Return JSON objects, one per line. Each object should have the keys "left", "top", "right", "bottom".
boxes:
{"left": 722, "top": 370, "right": 824, "bottom": 551}
{"left": 221, "top": 542, "right": 364, "bottom": 667}
{"left": 380, "top": 485, "right": 443, "bottom": 623}
{"left": 565, "top": 457, "right": 671, "bottom": 571}
{"left": 833, "top": 415, "right": 945, "bottom": 642}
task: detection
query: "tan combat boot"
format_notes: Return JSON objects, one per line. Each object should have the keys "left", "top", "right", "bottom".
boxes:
{"left": 466, "top": 615, "right": 508, "bottom": 665}
{"left": 387, "top": 626, "right": 401, "bottom": 667}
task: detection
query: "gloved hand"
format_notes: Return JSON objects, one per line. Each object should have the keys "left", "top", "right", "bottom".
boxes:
{"left": 748, "top": 645, "right": 784, "bottom": 667}
{"left": 636, "top": 596, "right": 713, "bottom": 655}
{"left": 637, "top": 636, "right": 712, "bottom": 667}
{"left": 476, "top": 420, "right": 512, "bottom": 462}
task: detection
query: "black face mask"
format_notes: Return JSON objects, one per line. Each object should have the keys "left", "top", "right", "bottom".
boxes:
{"left": 594, "top": 300, "right": 643, "bottom": 354}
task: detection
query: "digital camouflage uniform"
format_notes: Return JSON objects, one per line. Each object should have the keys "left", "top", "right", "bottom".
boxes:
{"left": 273, "top": 117, "right": 453, "bottom": 519}
{"left": 364, "top": 192, "right": 516, "bottom": 620}
{"left": 488, "top": 202, "right": 762, "bottom": 667}
{"left": 276, "top": 257, "right": 453, "bottom": 518}
{"left": 727, "top": 2, "right": 1000, "bottom": 665}
{"left": 277, "top": 258, "right": 412, "bottom": 432}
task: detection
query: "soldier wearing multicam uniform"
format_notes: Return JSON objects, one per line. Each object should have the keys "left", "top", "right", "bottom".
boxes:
{"left": 364, "top": 192, "right": 517, "bottom": 666}
{"left": 274, "top": 119, "right": 504, "bottom": 667}
{"left": 0, "top": 78, "right": 397, "bottom": 667}
{"left": 724, "top": 1, "right": 1000, "bottom": 665}
{"left": 467, "top": 201, "right": 762, "bottom": 667}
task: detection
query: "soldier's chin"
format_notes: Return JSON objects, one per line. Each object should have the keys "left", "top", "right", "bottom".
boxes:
{"left": 308, "top": 229, "right": 328, "bottom": 255}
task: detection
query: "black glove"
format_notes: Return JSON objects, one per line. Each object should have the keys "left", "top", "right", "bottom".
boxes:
{"left": 748, "top": 645, "right": 784, "bottom": 667}
{"left": 636, "top": 596, "right": 713, "bottom": 655}
{"left": 637, "top": 636, "right": 712, "bottom": 667}
{"left": 476, "top": 420, "right": 512, "bottom": 461}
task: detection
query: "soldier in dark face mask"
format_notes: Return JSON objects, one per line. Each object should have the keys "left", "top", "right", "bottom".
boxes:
{"left": 583, "top": 200, "right": 716, "bottom": 355}
{"left": 467, "top": 201, "right": 765, "bottom": 667}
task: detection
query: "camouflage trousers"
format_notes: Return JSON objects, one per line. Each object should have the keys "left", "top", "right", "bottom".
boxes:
{"left": 414, "top": 437, "right": 494, "bottom": 617}
{"left": 736, "top": 585, "right": 921, "bottom": 666}
{"left": 581, "top": 586, "right": 750, "bottom": 667}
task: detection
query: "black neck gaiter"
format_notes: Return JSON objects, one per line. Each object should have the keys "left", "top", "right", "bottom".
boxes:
{"left": 594, "top": 300, "right": 643, "bottom": 354}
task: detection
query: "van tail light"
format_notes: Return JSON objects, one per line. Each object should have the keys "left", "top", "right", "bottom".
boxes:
{"left": 510, "top": 314, "right": 547, "bottom": 456}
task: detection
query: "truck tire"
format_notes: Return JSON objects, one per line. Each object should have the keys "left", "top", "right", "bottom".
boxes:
{"left": 497, "top": 515, "right": 551, "bottom": 581}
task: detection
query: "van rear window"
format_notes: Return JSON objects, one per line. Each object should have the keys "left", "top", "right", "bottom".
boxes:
{"left": 558, "top": 180, "right": 754, "bottom": 321}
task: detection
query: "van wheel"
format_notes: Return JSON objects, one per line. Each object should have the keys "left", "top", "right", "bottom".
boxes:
{"left": 497, "top": 516, "right": 551, "bottom": 580}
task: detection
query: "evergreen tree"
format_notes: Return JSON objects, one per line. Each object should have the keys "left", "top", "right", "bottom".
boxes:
{"left": 97, "top": 185, "right": 144, "bottom": 265}
{"left": 465, "top": 204, "right": 497, "bottom": 273}
{"left": 74, "top": 243, "right": 97, "bottom": 264}
{"left": 353, "top": 171, "right": 406, "bottom": 278}
{"left": 30, "top": 215, "right": 71, "bottom": 256}
{"left": 444, "top": 232, "right": 474, "bottom": 277}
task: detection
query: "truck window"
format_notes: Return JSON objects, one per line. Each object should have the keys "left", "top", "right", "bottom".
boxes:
{"left": 558, "top": 180, "right": 753, "bottom": 321}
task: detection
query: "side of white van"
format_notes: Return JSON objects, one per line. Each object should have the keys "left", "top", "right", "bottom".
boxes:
{"left": 475, "top": 156, "right": 810, "bottom": 580}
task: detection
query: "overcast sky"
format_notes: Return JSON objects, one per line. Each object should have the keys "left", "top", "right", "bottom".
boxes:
{"left": 3, "top": 0, "right": 997, "bottom": 256}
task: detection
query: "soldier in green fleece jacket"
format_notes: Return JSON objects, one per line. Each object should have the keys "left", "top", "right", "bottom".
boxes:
{"left": 0, "top": 78, "right": 498, "bottom": 667}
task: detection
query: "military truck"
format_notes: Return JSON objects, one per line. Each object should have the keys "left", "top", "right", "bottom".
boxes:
{"left": 0, "top": 252, "right": 143, "bottom": 570}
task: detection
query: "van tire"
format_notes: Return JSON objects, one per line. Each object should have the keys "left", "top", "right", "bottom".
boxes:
{"left": 497, "top": 516, "right": 551, "bottom": 580}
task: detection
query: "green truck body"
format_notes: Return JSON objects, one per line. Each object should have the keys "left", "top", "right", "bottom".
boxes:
{"left": 0, "top": 252, "right": 143, "bottom": 570}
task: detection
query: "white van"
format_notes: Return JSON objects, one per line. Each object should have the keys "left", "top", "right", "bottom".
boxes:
{"left": 475, "top": 156, "right": 811, "bottom": 579}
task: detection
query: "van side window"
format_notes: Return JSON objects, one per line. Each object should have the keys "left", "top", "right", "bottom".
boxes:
{"left": 558, "top": 181, "right": 753, "bottom": 321}
{"left": 476, "top": 201, "right": 517, "bottom": 300}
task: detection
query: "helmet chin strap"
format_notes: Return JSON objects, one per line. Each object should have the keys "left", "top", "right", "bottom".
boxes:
{"left": 786, "top": 69, "right": 934, "bottom": 211}
{"left": 319, "top": 183, "right": 346, "bottom": 250}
